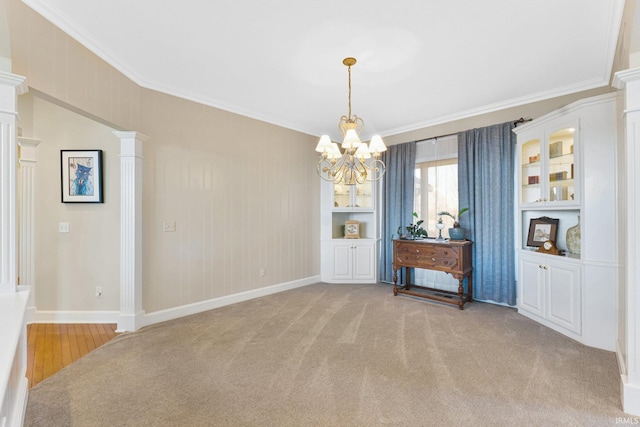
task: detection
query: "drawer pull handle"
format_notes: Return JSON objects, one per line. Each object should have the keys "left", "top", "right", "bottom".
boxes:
{"left": 432, "top": 257, "right": 436, "bottom": 262}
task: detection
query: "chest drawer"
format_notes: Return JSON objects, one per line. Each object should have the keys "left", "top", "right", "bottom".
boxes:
{"left": 394, "top": 241, "right": 462, "bottom": 271}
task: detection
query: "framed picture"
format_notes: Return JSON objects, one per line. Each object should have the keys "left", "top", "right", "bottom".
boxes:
{"left": 526, "top": 216, "right": 559, "bottom": 247}
{"left": 61, "top": 150, "right": 103, "bottom": 203}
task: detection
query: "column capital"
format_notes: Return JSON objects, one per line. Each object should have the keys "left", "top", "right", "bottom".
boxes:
{"left": 613, "top": 67, "right": 640, "bottom": 89}
{"left": 113, "top": 131, "right": 149, "bottom": 142}
{"left": 0, "top": 71, "right": 27, "bottom": 94}
{"left": 18, "top": 137, "right": 41, "bottom": 164}
{"left": 113, "top": 131, "right": 148, "bottom": 158}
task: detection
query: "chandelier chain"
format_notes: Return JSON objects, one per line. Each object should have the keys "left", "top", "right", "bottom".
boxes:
{"left": 347, "top": 64, "right": 352, "bottom": 121}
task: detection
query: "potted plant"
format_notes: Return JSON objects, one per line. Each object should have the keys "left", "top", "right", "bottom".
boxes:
{"left": 438, "top": 208, "right": 469, "bottom": 240}
{"left": 397, "top": 212, "right": 428, "bottom": 240}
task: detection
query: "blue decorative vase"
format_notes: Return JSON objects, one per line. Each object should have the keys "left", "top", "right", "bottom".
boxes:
{"left": 448, "top": 227, "right": 466, "bottom": 240}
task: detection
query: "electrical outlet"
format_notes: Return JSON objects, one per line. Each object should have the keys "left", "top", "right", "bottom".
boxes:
{"left": 260, "top": 268, "right": 266, "bottom": 277}
{"left": 95, "top": 286, "right": 103, "bottom": 298}
{"left": 59, "top": 222, "right": 70, "bottom": 233}
{"left": 163, "top": 221, "right": 176, "bottom": 232}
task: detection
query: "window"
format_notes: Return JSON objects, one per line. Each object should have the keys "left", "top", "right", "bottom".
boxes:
{"left": 413, "top": 135, "right": 459, "bottom": 291}
{"left": 414, "top": 158, "right": 458, "bottom": 236}
{"left": 413, "top": 135, "right": 459, "bottom": 235}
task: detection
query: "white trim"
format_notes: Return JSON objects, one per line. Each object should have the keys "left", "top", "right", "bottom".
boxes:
{"left": 26, "top": 277, "right": 320, "bottom": 328}
{"left": 8, "top": 377, "right": 28, "bottom": 427}
{"left": 512, "top": 92, "right": 618, "bottom": 135}
{"left": 0, "top": 290, "right": 29, "bottom": 427}
{"left": 141, "top": 276, "right": 320, "bottom": 329}
{"left": 618, "top": 339, "right": 628, "bottom": 376}
{"left": 0, "top": 71, "right": 27, "bottom": 94}
{"left": 622, "top": 378, "right": 640, "bottom": 416}
{"left": 31, "top": 310, "right": 119, "bottom": 324}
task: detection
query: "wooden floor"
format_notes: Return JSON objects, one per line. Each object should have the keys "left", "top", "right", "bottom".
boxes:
{"left": 26, "top": 323, "right": 118, "bottom": 388}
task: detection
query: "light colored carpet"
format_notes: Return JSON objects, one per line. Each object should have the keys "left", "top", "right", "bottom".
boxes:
{"left": 25, "top": 283, "right": 624, "bottom": 426}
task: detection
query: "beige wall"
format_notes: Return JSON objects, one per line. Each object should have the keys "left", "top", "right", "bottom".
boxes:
{"left": 20, "top": 93, "right": 121, "bottom": 311}
{"left": 139, "top": 89, "right": 320, "bottom": 312}
{"left": 9, "top": 0, "right": 320, "bottom": 316}
{"left": 6, "top": 0, "right": 139, "bottom": 131}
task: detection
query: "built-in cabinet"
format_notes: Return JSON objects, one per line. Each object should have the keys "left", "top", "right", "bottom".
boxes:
{"left": 320, "top": 180, "right": 378, "bottom": 283}
{"left": 514, "top": 93, "right": 618, "bottom": 351}
{"left": 519, "top": 252, "right": 581, "bottom": 334}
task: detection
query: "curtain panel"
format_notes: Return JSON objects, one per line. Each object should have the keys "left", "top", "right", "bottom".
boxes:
{"left": 379, "top": 142, "right": 416, "bottom": 283}
{"left": 458, "top": 122, "right": 516, "bottom": 305}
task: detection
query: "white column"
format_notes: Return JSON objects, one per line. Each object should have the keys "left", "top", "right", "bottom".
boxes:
{"left": 0, "top": 71, "right": 27, "bottom": 295}
{"left": 18, "top": 137, "right": 41, "bottom": 319}
{"left": 114, "top": 131, "right": 148, "bottom": 332}
{"left": 613, "top": 68, "right": 640, "bottom": 416}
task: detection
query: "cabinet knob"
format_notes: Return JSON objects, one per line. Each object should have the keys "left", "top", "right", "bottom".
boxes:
{"left": 543, "top": 266, "right": 548, "bottom": 269}
{"left": 432, "top": 257, "right": 436, "bottom": 262}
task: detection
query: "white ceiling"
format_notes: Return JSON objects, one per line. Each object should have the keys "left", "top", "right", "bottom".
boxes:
{"left": 21, "top": 0, "right": 625, "bottom": 141}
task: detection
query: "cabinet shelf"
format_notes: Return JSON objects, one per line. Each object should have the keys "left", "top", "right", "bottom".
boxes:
{"left": 523, "top": 161, "right": 540, "bottom": 168}
{"left": 523, "top": 178, "right": 574, "bottom": 189}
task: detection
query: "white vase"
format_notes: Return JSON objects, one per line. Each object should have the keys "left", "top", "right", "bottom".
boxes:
{"left": 566, "top": 216, "right": 581, "bottom": 255}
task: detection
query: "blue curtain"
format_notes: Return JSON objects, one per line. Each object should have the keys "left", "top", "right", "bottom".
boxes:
{"left": 458, "top": 122, "right": 516, "bottom": 305}
{"left": 380, "top": 142, "right": 416, "bottom": 283}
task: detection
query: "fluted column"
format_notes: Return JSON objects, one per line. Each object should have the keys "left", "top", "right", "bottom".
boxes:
{"left": 0, "top": 71, "right": 27, "bottom": 295}
{"left": 18, "top": 137, "right": 41, "bottom": 319}
{"left": 114, "top": 131, "right": 148, "bottom": 332}
{"left": 613, "top": 68, "right": 640, "bottom": 416}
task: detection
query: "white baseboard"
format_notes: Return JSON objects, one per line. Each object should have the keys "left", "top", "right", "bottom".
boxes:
{"left": 617, "top": 339, "right": 640, "bottom": 416}
{"left": 10, "top": 377, "right": 28, "bottom": 427}
{"left": 622, "top": 379, "right": 640, "bottom": 416}
{"left": 141, "top": 276, "right": 320, "bottom": 329}
{"left": 116, "top": 311, "right": 145, "bottom": 333}
{"left": 31, "top": 310, "right": 119, "bottom": 324}
{"left": 25, "top": 276, "right": 320, "bottom": 330}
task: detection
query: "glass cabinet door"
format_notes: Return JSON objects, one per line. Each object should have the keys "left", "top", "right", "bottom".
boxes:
{"left": 521, "top": 138, "right": 542, "bottom": 204}
{"left": 547, "top": 128, "right": 575, "bottom": 204}
{"left": 333, "top": 184, "right": 350, "bottom": 208}
{"left": 333, "top": 181, "right": 373, "bottom": 209}
{"left": 354, "top": 181, "right": 372, "bottom": 208}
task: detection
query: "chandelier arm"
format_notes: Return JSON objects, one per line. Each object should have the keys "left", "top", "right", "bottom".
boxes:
{"left": 368, "top": 159, "right": 386, "bottom": 181}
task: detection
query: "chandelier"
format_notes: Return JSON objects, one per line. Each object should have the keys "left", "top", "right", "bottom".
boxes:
{"left": 315, "top": 57, "right": 386, "bottom": 185}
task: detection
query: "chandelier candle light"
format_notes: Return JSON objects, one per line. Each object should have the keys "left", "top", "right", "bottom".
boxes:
{"left": 315, "top": 57, "right": 387, "bottom": 185}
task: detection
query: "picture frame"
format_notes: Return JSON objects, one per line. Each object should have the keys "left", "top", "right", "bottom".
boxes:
{"left": 526, "top": 216, "right": 559, "bottom": 247}
{"left": 61, "top": 150, "right": 103, "bottom": 203}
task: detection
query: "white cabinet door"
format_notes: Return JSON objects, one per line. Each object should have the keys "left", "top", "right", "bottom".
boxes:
{"left": 332, "top": 243, "right": 353, "bottom": 280}
{"left": 329, "top": 241, "right": 375, "bottom": 282}
{"left": 518, "top": 251, "right": 582, "bottom": 335}
{"left": 519, "top": 255, "right": 545, "bottom": 317}
{"left": 352, "top": 243, "right": 375, "bottom": 281}
{"left": 546, "top": 260, "right": 581, "bottom": 334}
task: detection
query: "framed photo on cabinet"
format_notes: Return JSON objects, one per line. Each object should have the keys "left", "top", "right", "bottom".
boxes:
{"left": 61, "top": 150, "right": 104, "bottom": 203}
{"left": 526, "top": 216, "right": 558, "bottom": 247}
